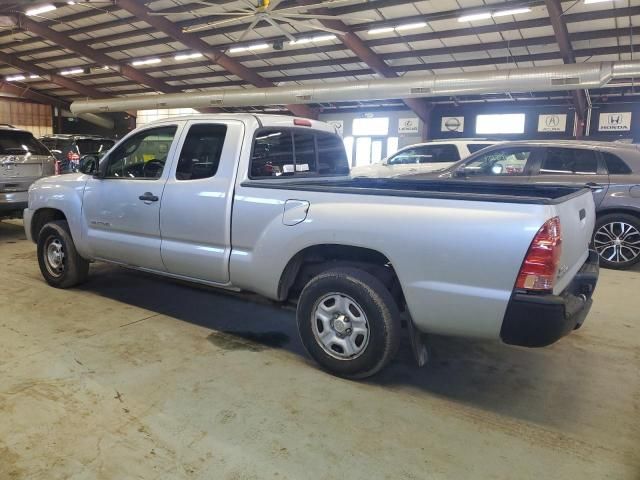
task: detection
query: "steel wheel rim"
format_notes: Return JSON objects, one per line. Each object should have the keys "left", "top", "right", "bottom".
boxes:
{"left": 594, "top": 221, "right": 640, "bottom": 264}
{"left": 311, "top": 292, "right": 370, "bottom": 360}
{"left": 44, "top": 236, "right": 65, "bottom": 277}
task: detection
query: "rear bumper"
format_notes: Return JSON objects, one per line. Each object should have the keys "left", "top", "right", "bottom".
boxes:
{"left": 500, "top": 250, "right": 599, "bottom": 347}
{"left": 0, "top": 191, "right": 28, "bottom": 216}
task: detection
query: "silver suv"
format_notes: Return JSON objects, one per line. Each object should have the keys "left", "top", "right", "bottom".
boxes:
{"left": 0, "top": 125, "right": 55, "bottom": 219}
{"left": 405, "top": 140, "right": 640, "bottom": 270}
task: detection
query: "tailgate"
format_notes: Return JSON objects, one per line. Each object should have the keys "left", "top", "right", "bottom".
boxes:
{"left": 0, "top": 154, "right": 44, "bottom": 185}
{"left": 552, "top": 189, "right": 595, "bottom": 294}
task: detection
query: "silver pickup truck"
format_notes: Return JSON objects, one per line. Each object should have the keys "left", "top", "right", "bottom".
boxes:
{"left": 24, "top": 114, "right": 599, "bottom": 378}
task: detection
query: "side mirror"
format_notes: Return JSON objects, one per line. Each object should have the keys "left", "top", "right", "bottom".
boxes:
{"left": 79, "top": 154, "right": 100, "bottom": 176}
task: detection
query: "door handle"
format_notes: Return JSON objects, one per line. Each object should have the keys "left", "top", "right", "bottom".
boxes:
{"left": 139, "top": 192, "right": 159, "bottom": 202}
{"left": 585, "top": 182, "right": 604, "bottom": 192}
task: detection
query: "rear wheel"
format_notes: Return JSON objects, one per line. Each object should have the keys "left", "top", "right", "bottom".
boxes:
{"left": 593, "top": 213, "right": 640, "bottom": 269}
{"left": 296, "top": 267, "right": 401, "bottom": 379}
{"left": 37, "top": 220, "right": 89, "bottom": 288}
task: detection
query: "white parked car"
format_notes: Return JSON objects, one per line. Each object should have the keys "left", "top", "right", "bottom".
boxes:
{"left": 351, "top": 140, "right": 496, "bottom": 178}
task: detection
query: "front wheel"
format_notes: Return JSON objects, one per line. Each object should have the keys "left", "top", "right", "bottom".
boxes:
{"left": 593, "top": 214, "right": 640, "bottom": 270}
{"left": 37, "top": 220, "right": 89, "bottom": 288}
{"left": 296, "top": 267, "right": 401, "bottom": 379}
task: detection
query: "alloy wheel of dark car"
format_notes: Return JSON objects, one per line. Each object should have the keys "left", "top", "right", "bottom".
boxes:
{"left": 593, "top": 214, "right": 640, "bottom": 269}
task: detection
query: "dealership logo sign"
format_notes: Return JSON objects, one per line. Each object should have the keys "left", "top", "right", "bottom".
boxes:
{"left": 599, "top": 112, "right": 632, "bottom": 131}
{"left": 538, "top": 114, "right": 567, "bottom": 132}
{"left": 441, "top": 116, "right": 464, "bottom": 133}
{"left": 398, "top": 117, "right": 420, "bottom": 134}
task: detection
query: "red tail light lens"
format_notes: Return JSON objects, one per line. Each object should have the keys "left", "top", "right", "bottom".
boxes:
{"left": 294, "top": 118, "right": 312, "bottom": 127}
{"left": 516, "top": 217, "right": 562, "bottom": 293}
{"left": 54, "top": 160, "right": 61, "bottom": 175}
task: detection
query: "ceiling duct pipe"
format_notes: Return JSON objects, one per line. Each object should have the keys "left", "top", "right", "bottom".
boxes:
{"left": 71, "top": 61, "right": 640, "bottom": 114}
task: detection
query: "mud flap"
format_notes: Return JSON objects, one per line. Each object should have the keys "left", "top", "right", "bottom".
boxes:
{"left": 407, "top": 317, "right": 430, "bottom": 367}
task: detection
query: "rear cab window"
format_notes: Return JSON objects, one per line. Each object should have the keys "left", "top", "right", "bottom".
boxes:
{"left": 250, "top": 128, "right": 348, "bottom": 178}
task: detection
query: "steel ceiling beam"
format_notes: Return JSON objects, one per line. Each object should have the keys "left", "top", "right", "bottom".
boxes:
{"left": 14, "top": 14, "right": 184, "bottom": 95}
{"left": 544, "top": 0, "right": 588, "bottom": 134}
{"left": 0, "top": 81, "right": 69, "bottom": 109}
{"left": 115, "top": 0, "right": 315, "bottom": 119}
{"left": 0, "top": 49, "right": 109, "bottom": 99}
{"left": 294, "top": 0, "right": 432, "bottom": 130}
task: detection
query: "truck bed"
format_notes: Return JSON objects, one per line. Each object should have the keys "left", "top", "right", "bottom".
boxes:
{"left": 241, "top": 178, "right": 587, "bottom": 205}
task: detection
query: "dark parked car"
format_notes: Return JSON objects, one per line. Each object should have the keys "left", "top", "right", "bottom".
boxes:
{"left": 404, "top": 140, "right": 640, "bottom": 270}
{"left": 39, "top": 134, "right": 114, "bottom": 174}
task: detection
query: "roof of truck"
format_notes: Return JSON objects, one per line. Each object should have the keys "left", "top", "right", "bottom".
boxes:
{"left": 140, "top": 113, "right": 337, "bottom": 134}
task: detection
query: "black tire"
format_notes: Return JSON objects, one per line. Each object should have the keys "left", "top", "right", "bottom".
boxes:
{"left": 296, "top": 267, "right": 401, "bottom": 379}
{"left": 37, "top": 220, "right": 89, "bottom": 288}
{"left": 593, "top": 213, "right": 640, "bottom": 270}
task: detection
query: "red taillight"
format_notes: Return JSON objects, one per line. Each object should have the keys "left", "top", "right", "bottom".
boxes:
{"left": 294, "top": 118, "right": 312, "bottom": 127}
{"left": 515, "top": 217, "right": 562, "bottom": 293}
{"left": 67, "top": 151, "right": 80, "bottom": 162}
{"left": 54, "top": 160, "right": 61, "bottom": 175}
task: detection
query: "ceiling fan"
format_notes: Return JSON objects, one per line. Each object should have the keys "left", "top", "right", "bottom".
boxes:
{"left": 149, "top": 0, "right": 372, "bottom": 42}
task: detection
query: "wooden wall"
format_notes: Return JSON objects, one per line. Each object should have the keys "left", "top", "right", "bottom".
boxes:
{"left": 0, "top": 99, "right": 52, "bottom": 137}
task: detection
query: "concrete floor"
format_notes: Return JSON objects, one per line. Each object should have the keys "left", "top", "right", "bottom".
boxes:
{"left": 0, "top": 219, "right": 638, "bottom": 480}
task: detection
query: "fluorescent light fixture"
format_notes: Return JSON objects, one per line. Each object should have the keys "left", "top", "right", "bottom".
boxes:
{"left": 289, "top": 34, "right": 336, "bottom": 45}
{"left": 289, "top": 37, "right": 313, "bottom": 45}
{"left": 25, "top": 4, "right": 56, "bottom": 16}
{"left": 131, "top": 58, "right": 161, "bottom": 66}
{"left": 458, "top": 12, "right": 492, "bottom": 22}
{"left": 312, "top": 34, "right": 337, "bottom": 42}
{"left": 60, "top": 68, "right": 84, "bottom": 75}
{"left": 29, "top": 74, "right": 39, "bottom": 79}
{"left": 6, "top": 75, "right": 25, "bottom": 81}
{"left": 228, "top": 43, "right": 269, "bottom": 53}
{"left": 395, "top": 22, "right": 427, "bottom": 32}
{"left": 492, "top": 7, "right": 531, "bottom": 17}
{"left": 174, "top": 52, "right": 204, "bottom": 61}
{"left": 368, "top": 27, "right": 394, "bottom": 35}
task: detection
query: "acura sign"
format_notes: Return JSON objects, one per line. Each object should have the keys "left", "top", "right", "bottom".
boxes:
{"left": 538, "top": 114, "right": 567, "bottom": 133}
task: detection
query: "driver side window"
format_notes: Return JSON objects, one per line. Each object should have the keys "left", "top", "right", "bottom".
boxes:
{"left": 462, "top": 148, "right": 535, "bottom": 176}
{"left": 105, "top": 126, "right": 177, "bottom": 179}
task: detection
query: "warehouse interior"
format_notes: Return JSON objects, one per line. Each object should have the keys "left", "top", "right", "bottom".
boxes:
{"left": 0, "top": 1, "right": 639, "bottom": 479}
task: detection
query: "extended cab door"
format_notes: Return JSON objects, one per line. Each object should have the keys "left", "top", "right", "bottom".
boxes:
{"left": 530, "top": 147, "right": 610, "bottom": 206}
{"left": 159, "top": 120, "right": 245, "bottom": 284}
{"left": 82, "top": 124, "right": 180, "bottom": 271}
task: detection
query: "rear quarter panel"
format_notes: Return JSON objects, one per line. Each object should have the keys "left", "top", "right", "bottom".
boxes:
{"left": 231, "top": 184, "right": 554, "bottom": 340}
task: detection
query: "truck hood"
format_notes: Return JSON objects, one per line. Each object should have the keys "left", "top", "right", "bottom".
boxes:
{"left": 31, "top": 172, "right": 87, "bottom": 188}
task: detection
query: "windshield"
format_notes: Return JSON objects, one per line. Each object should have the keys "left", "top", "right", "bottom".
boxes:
{"left": 76, "top": 139, "right": 114, "bottom": 155}
{"left": 0, "top": 131, "right": 50, "bottom": 156}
